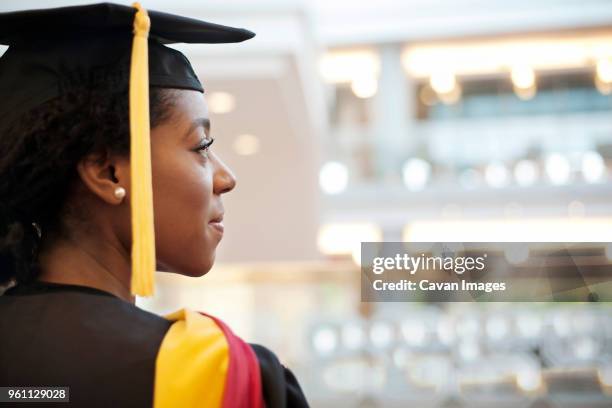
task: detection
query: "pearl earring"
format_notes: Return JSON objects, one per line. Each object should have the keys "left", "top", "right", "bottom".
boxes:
{"left": 114, "top": 187, "right": 126, "bottom": 200}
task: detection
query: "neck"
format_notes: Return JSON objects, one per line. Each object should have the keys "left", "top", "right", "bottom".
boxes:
{"left": 37, "top": 235, "right": 135, "bottom": 303}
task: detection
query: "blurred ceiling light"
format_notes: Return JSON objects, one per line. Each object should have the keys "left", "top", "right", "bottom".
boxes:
{"left": 596, "top": 58, "right": 612, "bottom": 84}
{"left": 350, "top": 75, "right": 378, "bottom": 98}
{"left": 511, "top": 65, "right": 535, "bottom": 89}
{"left": 232, "top": 133, "right": 260, "bottom": 156}
{"left": 438, "top": 83, "right": 462, "bottom": 105}
{"left": 572, "top": 336, "right": 599, "bottom": 360}
{"left": 516, "top": 369, "right": 543, "bottom": 393}
{"left": 401, "top": 158, "right": 431, "bottom": 191}
{"left": 402, "top": 34, "right": 612, "bottom": 78}
{"left": 457, "top": 340, "right": 480, "bottom": 361}
{"left": 319, "top": 50, "right": 380, "bottom": 84}
{"left": 552, "top": 312, "right": 572, "bottom": 337}
{"left": 511, "top": 64, "right": 537, "bottom": 100}
{"left": 312, "top": 326, "right": 338, "bottom": 355}
{"left": 456, "top": 316, "right": 480, "bottom": 339}
{"left": 429, "top": 70, "right": 462, "bottom": 104}
{"left": 595, "top": 76, "right": 612, "bottom": 95}
{"left": 430, "top": 70, "right": 456, "bottom": 94}
{"left": 403, "top": 218, "right": 612, "bottom": 241}
{"left": 317, "top": 223, "right": 382, "bottom": 256}
{"left": 319, "top": 161, "right": 349, "bottom": 195}
{"left": 436, "top": 317, "right": 456, "bottom": 346}
{"left": 516, "top": 314, "right": 541, "bottom": 339}
{"left": 545, "top": 153, "right": 571, "bottom": 185}
{"left": 514, "top": 84, "right": 537, "bottom": 100}
{"left": 486, "top": 316, "right": 510, "bottom": 341}
{"left": 400, "top": 319, "right": 427, "bottom": 347}
{"left": 581, "top": 151, "right": 606, "bottom": 183}
{"left": 369, "top": 322, "right": 394, "bottom": 349}
{"left": 484, "top": 162, "right": 509, "bottom": 188}
{"left": 514, "top": 159, "right": 539, "bottom": 186}
{"left": 207, "top": 91, "right": 236, "bottom": 114}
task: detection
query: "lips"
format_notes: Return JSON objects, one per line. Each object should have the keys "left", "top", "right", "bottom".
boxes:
{"left": 209, "top": 214, "right": 224, "bottom": 223}
{"left": 209, "top": 213, "right": 224, "bottom": 235}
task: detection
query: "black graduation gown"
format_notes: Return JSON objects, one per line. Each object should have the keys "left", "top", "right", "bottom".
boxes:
{"left": 0, "top": 282, "right": 309, "bottom": 407}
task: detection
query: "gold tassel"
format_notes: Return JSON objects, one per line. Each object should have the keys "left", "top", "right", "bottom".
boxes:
{"left": 129, "top": 3, "right": 155, "bottom": 296}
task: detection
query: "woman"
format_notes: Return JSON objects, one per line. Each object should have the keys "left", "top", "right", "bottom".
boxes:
{"left": 0, "top": 3, "right": 308, "bottom": 407}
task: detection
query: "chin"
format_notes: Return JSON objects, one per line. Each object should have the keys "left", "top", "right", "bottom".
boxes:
{"left": 182, "top": 267, "right": 211, "bottom": 278}
{"left": 156, "top": 255, "right": 216, "bottom": 277}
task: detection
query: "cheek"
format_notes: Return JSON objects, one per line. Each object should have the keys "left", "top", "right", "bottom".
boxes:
{"left": 151, "top": 154, "right": 216, "bottom": 275}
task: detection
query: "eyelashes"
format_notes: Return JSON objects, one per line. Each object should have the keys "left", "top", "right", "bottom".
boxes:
{"left": 194, "top": 137, "right": 215, "bottom": 155}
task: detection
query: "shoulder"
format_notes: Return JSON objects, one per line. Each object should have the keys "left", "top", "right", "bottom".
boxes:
{"left": 156, "top": 311, "right": 310, "bottom": 408}
{"left": 0, "top": 286, "right": 171, "bottom": 406}
{"left": 249, "top": 344, "right": 310, "bottom": 408}
{"left": 0, "top": 286, "right": 171, "bottom": 353}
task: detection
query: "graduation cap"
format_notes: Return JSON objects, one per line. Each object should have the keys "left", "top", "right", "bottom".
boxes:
{"left": 0, "top": 3, "right": 255, "bottom": 296}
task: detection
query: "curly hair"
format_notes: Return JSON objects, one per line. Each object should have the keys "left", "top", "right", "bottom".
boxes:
{"left": 0, "top": 68, "right": 176, "bottom": 286}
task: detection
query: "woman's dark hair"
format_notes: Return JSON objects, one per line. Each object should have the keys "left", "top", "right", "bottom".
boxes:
{"left": 0, "top": 68, "right": 176, "bottom": 286}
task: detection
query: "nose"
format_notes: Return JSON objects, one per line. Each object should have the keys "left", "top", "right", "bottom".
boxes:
{"left": 212, "top": 153, "right": 236, "bottom": 195}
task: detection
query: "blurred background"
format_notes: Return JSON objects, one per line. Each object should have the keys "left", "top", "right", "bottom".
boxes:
{"left": 4, "top": 0, "right": 612, "bottom": 406}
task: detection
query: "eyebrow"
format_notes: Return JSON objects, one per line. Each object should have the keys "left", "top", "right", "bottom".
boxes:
{"left": 183, "top": 117, "right": 211, "bottom": 140}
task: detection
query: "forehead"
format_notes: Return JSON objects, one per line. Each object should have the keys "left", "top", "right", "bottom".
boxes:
{"left": 151, "top": 89, "right": 209, "bottom": 145}
{"left": 170, "top": 89, "right": 209, "bottom": 122}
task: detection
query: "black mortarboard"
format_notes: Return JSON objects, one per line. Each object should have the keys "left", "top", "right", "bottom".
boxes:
{"left": 0, "top": 2, "right": 255, "bottom": 296}
{"left": 0, "top": 2, "right": 254, "bottom": 129}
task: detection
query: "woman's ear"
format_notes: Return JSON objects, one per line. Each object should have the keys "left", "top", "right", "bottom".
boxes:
{"left": 76, "top": 150, "right": 130, "bottom": 205}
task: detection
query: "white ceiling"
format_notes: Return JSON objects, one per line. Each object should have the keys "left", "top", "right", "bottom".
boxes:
{"left": 3, "top": 0, "right": 612, "bottom": 47}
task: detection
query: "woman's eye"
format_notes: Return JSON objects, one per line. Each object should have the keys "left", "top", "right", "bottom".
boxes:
{"left": 194, "top": 138, "right": 214, "bottom": 156}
